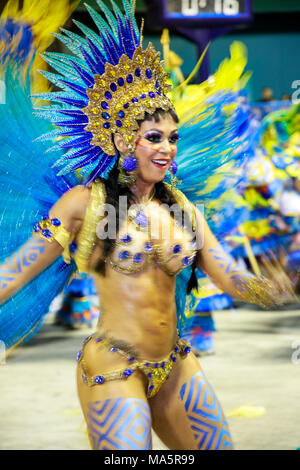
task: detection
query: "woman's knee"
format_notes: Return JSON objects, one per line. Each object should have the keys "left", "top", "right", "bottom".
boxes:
{"left": 180, "top": 371, "right": 233, "bottom": 450}
{"left": 87, "top": 397, "right": 153, "bottom": 450}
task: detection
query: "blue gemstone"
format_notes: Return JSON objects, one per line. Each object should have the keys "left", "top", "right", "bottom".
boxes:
{"left": 110, "top": 347, "right": 118, "bottom": 352}
{"left": 103, "top": 122, "right": 110, "bottom": 129}
{"left": 182, "top": 256, "right": 190, "bottom": 266}
{"left": 42, "top": 229, "right": 52, "bottom": 238}
{"left": 33, "top": 223, "right": 41, "bottom": 232}
{"left": 51, "top": 218, "right": 61, "bottom": 226}
{"left": 131, "top": 97, "right": 138, "bottom": 103}
{"left": 128, "top": 356, "right": 135, "bottom": 363}
{"left": 184, "top": 346, "right": 191, "bottom": 354}
{"left": 115, "top": 120, "right": 122, "bottom": 127}
{"left": 105, "top": 91, "right": 112, "bottom": 100}
{"left": 145, "top": 69, "right": 152, "bottom": 79}
{"left": 126, "top": 74, "right": 133, "bottom": 83}
{"left": 94, "top": 337, "right": 103, "bottom": 343}
{"left": 149, "top": 91, "right": 155, "bottom": 98}
{"left": 123, "top": 368, "right": 133, "bottom": 378}
{"left": 120, "top": 234, "right": 132, "bottom": 243}
{"left": 149, "top": 385, "right": 154, "bottom": 390}
{"left": 171, "top": 356, "right": 177, "bottom": 362}
{"left": 139, "top": 93, "right": 147, "bottom": 99}
{"left": 101, "top": 112, "right": 110, "bottom": 120}
{"left": 42, "top": 214, "right": 49, "bottom": 220}
{"left": 135, "top": 211, "right": 148, "bottom": 227}
{"left": 173, "top": 244, "right": 182, "bottom": 254}
{"left": 76, "top": 351, "right": 82, "bottom": 361}
{"left": 101, "top": 101, "right": 109, "bottom": 109}
{"left": 118, "top": 77, "right": 124, "bottom": 86}
{"left": 147, "top": 372, "right": 152, "bottom": 378}
{"left": 94, "top": 376, "right": 105, "bottom": 384}
{"left": 110, "top": 82, "right": 117, "bottom": 92}
{"left": 123, "top": 103, "right": 130, "bottom": 109}
{"left": 174, "top": 347, "right": 179, "bottom": 352}
{"left": 133, "top": 253, "right": 143, "bottom": 264}
{"left": 69, "top": 242, "right": 77, "bottom": 253}
{"left": 83, "top": 335, "right": 92, "bottom": 344}
{"left": 135, "top": 68, "right": 141, "bottom": 77}
{"left": 160, "top": 362, "right": 165, "bottom": 369}
{"left": 144, "top": 242, "right": 153, "bottom": 253}
{"left": 119, "top": 250, "right": 130, "bottom": 260}
{"left": 156, "top": 80, "right": 160, "bottom": 88}
{"left": 118, "top": 110, "right": 125, "bottom": 118}
{"left": 155, "top": 363, "right": 159, "bottom": 368}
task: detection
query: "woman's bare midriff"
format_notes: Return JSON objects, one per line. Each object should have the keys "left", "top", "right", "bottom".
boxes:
{"left": 92, "top": 263, "right": 179, "bottom": 361}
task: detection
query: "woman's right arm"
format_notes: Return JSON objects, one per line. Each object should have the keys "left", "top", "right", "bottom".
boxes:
{"left": 0, "top": 185, "right": 91, "bottom": 305}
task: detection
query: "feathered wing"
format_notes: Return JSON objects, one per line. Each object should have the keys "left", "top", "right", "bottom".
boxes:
{"left": 170, "top": 43, "right": 256, "bottom": 329}
{"left": 0, "top": 4, "right": 79, "bottom": 351}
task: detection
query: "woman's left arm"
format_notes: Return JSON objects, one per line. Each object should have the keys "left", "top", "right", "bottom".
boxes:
{"left": 194, "top": 207, "right": 294, "bottom": 308}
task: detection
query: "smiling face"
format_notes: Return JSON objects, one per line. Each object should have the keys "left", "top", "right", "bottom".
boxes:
{"left": 133, "top": 113, "right": 179, "bottom": 185}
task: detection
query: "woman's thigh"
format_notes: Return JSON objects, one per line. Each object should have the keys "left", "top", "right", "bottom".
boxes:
{"left": 76, "top": 336, "right": 152, "bottom": 450}
{"left": 149, "top": 352, "right": 233, "bottom": 450}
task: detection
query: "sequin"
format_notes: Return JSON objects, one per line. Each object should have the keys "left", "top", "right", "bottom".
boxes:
{"left": 110, "top": 82, "right": 117, "bottom": 92}
{"left": 144, "top": 242, "right": 153, "bottom": 252}
{"left": 149, "top": 91, "right": 155, "bottom": 98}
{"left": 103, "top": 122, "right": 110, "bottom": 129}
{"left": 101, "top": 112, "right": 110, "bottom": 120}
{"left": 42, "top": 229, "right": 52, "bottom": 238}
{"left": 133, "top": 253, "right": 143, "bottom": 263}
{"left": 173, "top": 244, "right": 182, "bottom": 254}
{"left": 101, "top": 101, "right": 109, "bottom": 109}
{"left": 51, "top": 218, "right": 61, "bottom": 226}
{"left": 126, "top": 74, "right": 133, "bottom": 83}
{"left": 131, "top": 97, "right": 138, "bottom": 103}
{"left": 145, "top": 69, "right": 152, "bottom": 79}
{"left": 105, "top": 91, "right": 112, "bottom": 100}
{"left": 118, "top": 110, "right": 125, "bottom": 118}
{"left": 123, "top": 368, "right": 133, "bottom": 378}
{"left": 135, "top": 68, "right": 141, "bottom": 77}
{"left": 123, "top": 103, "right": 130, "bottom": 109}
{"left": 120, "top": 234, "right": 132, "bottom": 243}
{"left": 118, "top": 77, "right": 124, "bottom": 86}
{"left": 119, "top": 250, "right": 130, "bottom": 260}
{"left": 115, "top": 120, "right": 122, "bottom": 127}
{"left": 94, "top": 376, "right": 105, "bottom": 384}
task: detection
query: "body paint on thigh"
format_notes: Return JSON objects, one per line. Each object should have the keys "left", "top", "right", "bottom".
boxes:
{"left": 87, "top": 398, "right": 152, "bottom": 450}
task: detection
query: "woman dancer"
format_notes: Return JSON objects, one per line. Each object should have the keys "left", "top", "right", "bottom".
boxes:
{"left": 0, "top": 0, "right": 292, "bottom": 450}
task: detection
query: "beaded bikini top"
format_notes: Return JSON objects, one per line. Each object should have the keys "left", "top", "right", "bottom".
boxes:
{"left": 72, "top": 180, "right": 197, "bottom": 276}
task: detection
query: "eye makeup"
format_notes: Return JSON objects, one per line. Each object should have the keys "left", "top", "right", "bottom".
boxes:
{"left": 142, "top": 129, "right": 180, "bottom": 145}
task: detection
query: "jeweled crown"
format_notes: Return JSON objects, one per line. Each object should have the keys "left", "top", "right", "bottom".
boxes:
{"left": 83, "top": 43, "right": 173, "bottom": 155}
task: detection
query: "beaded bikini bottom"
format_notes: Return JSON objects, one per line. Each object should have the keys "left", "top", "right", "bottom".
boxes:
{"left": 77, "top": 333, "right": 191, "bottom": 398}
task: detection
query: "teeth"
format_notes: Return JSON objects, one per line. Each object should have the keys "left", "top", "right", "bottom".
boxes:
{"left": 152, "top": 160, "right": 169, "bottom": 165}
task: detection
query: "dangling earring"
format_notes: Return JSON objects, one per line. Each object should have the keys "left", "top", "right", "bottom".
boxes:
{"left": 118, "top": 150, "right": 138, "bottom": 186}
{"left": 170, "top": 160, "right": 180, "bottom": 189}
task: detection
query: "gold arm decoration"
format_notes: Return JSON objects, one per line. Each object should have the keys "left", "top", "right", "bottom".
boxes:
{"left": 164, "top": 182, "right": 197, "bottom": 233}
{"left": 233, "top": 275, "right": 277, "bottom": 309}
{"left": 33, "top": 216, "right": 70, "bottom": 248}
{"left": 73, "top": 180, "right": 106, "bottom": 272}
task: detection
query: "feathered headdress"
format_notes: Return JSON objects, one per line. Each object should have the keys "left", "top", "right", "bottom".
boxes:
{"left": 34, "top": 0, "right": 174, "bottom": 184}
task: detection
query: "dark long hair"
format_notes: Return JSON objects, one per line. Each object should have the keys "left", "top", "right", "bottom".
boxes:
{"left": 94, "top": 109, "right": 198, "bottom": 293}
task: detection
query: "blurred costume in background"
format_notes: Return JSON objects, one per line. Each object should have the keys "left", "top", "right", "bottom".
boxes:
{"left": 54, "top": 273, "right": 99, "bottom": 329}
